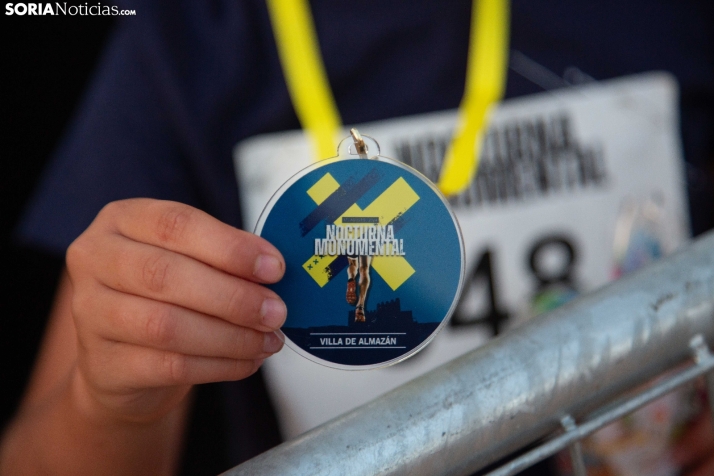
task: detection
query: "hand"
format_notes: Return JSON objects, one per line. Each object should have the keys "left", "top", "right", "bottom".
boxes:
{"left": 673, "top": 407, "right": 714, "bottom": 476}
{"left": 66, "top": 199, "right": 286, "bottom": 423}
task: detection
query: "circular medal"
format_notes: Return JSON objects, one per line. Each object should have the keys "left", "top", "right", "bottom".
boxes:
{"left": 255, "top": 131, "right": 464, "bottom": 369}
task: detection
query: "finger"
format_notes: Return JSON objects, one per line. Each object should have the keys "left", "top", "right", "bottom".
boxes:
{"left": 93, "top": 234, "right": 287, "bottom": 331}
{"left": 102, "top": 199, "right": 284, "bottom": 283}
{"left": 81, "top": 341, "right": 265, "bottom": 388}
{"left": 83, "top": 285, "right": 284, "bottom": 359}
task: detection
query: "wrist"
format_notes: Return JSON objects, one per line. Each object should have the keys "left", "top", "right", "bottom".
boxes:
{"left": 69, "top": 365, "right": 191, "bottom": 427}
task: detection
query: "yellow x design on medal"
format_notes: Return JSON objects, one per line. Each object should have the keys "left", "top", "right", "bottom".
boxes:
{"left": 302, "top": 173, "right": 420, "bottom": 290}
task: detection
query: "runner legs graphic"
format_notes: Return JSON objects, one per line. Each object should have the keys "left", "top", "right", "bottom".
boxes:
{"left": 346, "top": 257, "right": 358, "bottom": 305}
{"left": 356, "top": 255, "right": 372, "bottom": 322}
{"left": 347, "top": 255, "right": 372, "bottom": 322}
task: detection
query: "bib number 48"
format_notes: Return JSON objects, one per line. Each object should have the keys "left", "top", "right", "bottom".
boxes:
{"left": 450, "top": 234, "right": 579, "bottom": 335}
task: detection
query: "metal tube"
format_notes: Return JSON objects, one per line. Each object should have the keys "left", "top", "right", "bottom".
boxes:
{"left": 487, "top": 340, "right": 714, "bottom": 476}
{"left": 691, "top": 334, "right": 714, "bottom": 435}
{"left": 560, "top": 416, "right": 587, "bottom": 476}
{"left": 224, "top": 231, "right": 714, "bottom": 476}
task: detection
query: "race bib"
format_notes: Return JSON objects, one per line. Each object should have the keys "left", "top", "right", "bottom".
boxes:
{"left": 234, "top": 72, "right": 689, "bottom": 438}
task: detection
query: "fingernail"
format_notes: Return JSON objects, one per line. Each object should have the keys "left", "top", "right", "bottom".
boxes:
{"left": 261, "top": 298, "right": 287, "bottom": 329}
{"left": 254, "top": 254, "right": 283, "bottom": 282}
{"left": 263, "top": 332, "right": 283, "bottom": 353}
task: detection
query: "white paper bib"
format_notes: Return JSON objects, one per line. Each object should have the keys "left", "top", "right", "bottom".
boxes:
{"left": 234, "top": 72, "right": 689, "bottom": 438}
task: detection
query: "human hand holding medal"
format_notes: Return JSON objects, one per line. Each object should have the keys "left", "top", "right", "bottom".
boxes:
{"left": 255, "top": 129, "right": 465, "bottom": 369}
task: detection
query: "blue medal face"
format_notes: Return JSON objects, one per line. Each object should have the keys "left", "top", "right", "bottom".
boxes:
{"left": 256, "top": 155, "right": 464, "bottom": 369}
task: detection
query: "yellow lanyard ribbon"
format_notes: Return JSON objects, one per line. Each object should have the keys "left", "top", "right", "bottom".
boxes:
{"left": 267, "top": 0, "right": 509, "bottom": 196}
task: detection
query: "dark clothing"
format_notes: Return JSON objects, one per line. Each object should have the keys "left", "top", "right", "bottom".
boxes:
{"left": 19, "top": 0, "right": 714, "bottom": 254}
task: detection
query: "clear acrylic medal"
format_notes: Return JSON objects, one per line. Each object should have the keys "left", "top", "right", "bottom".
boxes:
{"left": 254, "top": 130, "right": 465, "bottom": 369}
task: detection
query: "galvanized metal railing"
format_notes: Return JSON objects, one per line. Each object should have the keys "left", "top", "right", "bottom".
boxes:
{"left": 224, "top": 230, "right": 714, "bottom": 476}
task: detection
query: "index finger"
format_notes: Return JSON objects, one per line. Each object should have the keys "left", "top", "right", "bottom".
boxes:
{"left": 101, "top": 199, "right": 284, "bottom": 283}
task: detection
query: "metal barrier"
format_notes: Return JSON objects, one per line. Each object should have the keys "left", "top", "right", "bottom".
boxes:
{"left": 223, "top": 230, "right": 714, "bottom": 476}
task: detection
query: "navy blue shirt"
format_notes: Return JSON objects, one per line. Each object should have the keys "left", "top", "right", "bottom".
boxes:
{"left": 20, "top": 0, "right": 714, "bottom": 251}
{"left": 17, "top": 0, "right": 714, "bottom": 471}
